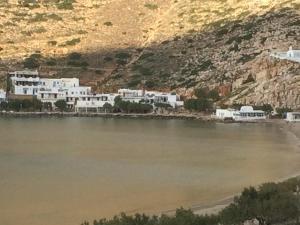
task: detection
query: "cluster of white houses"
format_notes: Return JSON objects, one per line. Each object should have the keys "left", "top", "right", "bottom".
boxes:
{"left": 4, "top": 70, "right": 184, "bottom": 112}
{"left": 0, "top": 65, "right": 299, "bottom": 122}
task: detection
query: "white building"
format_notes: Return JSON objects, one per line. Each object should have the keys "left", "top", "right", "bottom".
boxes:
{"left": 9, "top": 70, "right": 40, "bottom": 96}
{"left": 216, "top": 108, "right": 240, "bottom": 120}
{"left": 286, "top": 112, "right": 300, "bottom": 122}
{"left": 37, "top": 88, "right": 67, "bottom": 106}
{"left": 9, "top": 71, "right": 92, "bottom": 108}
{"left": 37, "top": 78, "right": 91, "bottom": 108}
{"left": 270, "top": 46, "right": 300, "bottom": 63}
{"left": 118, "top": 89, "right": 144, "bottom": 103}
{"left": 117, "top": 89, "right": 183, "bottom": 108}
{"left": 237, "top": 106, "right": 266, "bottom": 121}
{"left": 8, "top": 71, "right": 183, "bottom": 111}
{"left": 66, "top": 86, "right": 92, "bottom": 108}
{"left": 216, "top": 106, "right": 266, "bottom": 121}
{"left": 75, "top": 94, "right": 117, "bottom": 112}
{"left": 0, "top": 89, "right": 6, "bottom": 102}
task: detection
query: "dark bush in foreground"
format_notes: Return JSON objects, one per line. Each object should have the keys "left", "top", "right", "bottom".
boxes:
{"left": 0, "top": 99, "right": 42, "bottom": 112}
{"left": 82, "top": 178, "right": 300, "bottom": 225}
{"left": 114, "top": 96, "right": 153, "bottom": 113}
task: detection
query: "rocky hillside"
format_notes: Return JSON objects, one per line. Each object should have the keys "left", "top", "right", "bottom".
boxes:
{"left": 0, "top": 0, "right": 299, "bottom": 109}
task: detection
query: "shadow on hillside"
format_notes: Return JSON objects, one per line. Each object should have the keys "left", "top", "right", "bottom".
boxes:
{"left": 5, "top": 6, "right": 300, "bottom": 92}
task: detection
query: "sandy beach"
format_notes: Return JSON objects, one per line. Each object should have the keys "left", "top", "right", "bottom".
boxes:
{"left": 191, "top": 120, "right": 300, "bottom": 216}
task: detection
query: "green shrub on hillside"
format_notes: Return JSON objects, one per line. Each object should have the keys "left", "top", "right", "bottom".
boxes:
{"left": 56, "top": 0, "right": 75, "bottom": 10}
{"left": 115, "top": 52, "right": 131, "bottom": 59}
{"left": 19, "top": 0, "right": 40, "bottom": 8}
{"left": 144, "top": 3, "right": 158, "bottom": 10}
{"left": 48, "top": 40, "right": 57, "bottom": 46}
{"left": 68, "top": 52, "right": 82, "bottom": 60}
{"left": 29, "top": 13, "right": 48, "bottom": 22}
{"left": 23, "top": 57, "right": 40, "bottom": 69}
{"left": 64, "top": 38, "right": 81, "bottom": 46}
{"left": 103, "top": 21, "right": 113, "bottom": 26}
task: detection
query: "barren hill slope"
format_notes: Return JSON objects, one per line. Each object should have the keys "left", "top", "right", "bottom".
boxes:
{"left": 0, "top": 0, "right": 299, "bottom": 108}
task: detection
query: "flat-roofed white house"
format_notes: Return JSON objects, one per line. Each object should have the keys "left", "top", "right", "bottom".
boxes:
{"left": 152, "top": 93, "right": 183, "bottom": 108}
{"left": 36, "top": 78, "right": 91, "bottom": 108}
{"left": 216, "top": 106, "right": 266, "bottom": 121}
{"left": 216, "top": 108, "right": 240, "bottom": 120}
{"left": 286, "top": 112, "right": 300, "bottom": 122}
{"left": 39, "top": 78, "right": 79, "bottom": 90}
{"left": 118, "top": 89, "right": 144, "bottom": 103}
{"left": 75, "top": 94, "right": 117, "bottom": 112}
{"left": 237, "top": 106, "right": 266, "bottom": 121}
{"left": 37, "top": 88, "right": 67, "bottom": 106}
{"left": 118, "top": 89, "right": 184, "bottom": 108}
{"left": 9, "top": 70, "right": 40, "bottom": 96}
{"left": 0, "top": 89, "right": 6, "bottom": 102}
{"left": 65, "top": 86, "right": 92, "bottom": 108}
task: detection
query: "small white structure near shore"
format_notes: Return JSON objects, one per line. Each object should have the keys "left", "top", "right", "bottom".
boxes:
{"left": 286, "top": 112, "right": 300, "bottom": 122}
{"left": 237, "top": 106, "right": 266, "bottom": 121}
{"left": 216, "top": 106, "right": 266, "bottom": 121}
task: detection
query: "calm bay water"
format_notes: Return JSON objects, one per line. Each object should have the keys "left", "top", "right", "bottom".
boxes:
{"left": 0, "top": 118, "right": 300, "bottom": 225}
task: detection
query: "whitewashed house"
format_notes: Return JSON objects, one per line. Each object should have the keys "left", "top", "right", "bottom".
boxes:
{"left": 216, "top": 109, "right": 239, "bottom": 120}
{"left": 237, "top": 106, "right": 266, "bottom": 121}
{"left": 37, "top": 88, "right": 67, "bottom": 106}
{"left": 286, "top": 112, "right": 300, "bottom": 122}
{"left": 65, "top": 86, "right": 92, "bottom": 108}
{"left": 117, "top": 89, "right": 183, "bottom": 108}
{"left": 118, "top": 89, "right": 144, "bottom": 103}
{"left": 216, "top": 106, "right": 266, "bottom": 121}
{"left": 75, "top": 94, "right": 117, "bottom": 112}
{"left": 9, "top": 70, "right": 40, "bottom": 95}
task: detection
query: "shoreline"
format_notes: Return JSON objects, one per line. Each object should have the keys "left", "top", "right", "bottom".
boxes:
{"left": 1, "top": 112, "right": 299, "bottom": 218}
{"left": 163, "top": 119, "right": 300, "bottom": 216}
{"left": 0, "top": 111, "right": 213, "bottom": 121}
{"left": 0, "top": 111, "right": 287, "bottom": 124}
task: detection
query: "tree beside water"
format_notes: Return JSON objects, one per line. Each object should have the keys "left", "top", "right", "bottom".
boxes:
{"left": 0, "top": 98, "right": 42, "bottom": 112}
{"left": 114, "top": 96, "right": 153, "bottom": 113}
{"left": 184, "top": 88, "right": 219, "bottom": 112}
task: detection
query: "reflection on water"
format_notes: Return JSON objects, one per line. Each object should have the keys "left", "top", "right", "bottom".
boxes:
{"left": 0, "top": 118, "right": 299, "bottom": 225}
